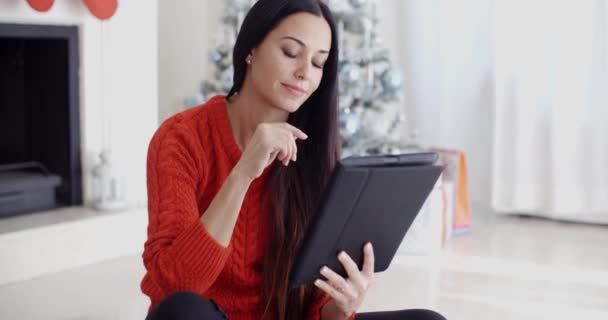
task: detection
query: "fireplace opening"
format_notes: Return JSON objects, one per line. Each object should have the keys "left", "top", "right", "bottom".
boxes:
{"left": 0, "top": 23, "right": 82, "bottom": 217}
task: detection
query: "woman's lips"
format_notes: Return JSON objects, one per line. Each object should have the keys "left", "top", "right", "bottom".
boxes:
{"left": 282, "top": 83, "right": 307, "bottom": 97}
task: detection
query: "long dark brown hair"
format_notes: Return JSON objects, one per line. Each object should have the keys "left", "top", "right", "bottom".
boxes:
{"left": 226, "top": 0, "right": 340, "bottom": 319}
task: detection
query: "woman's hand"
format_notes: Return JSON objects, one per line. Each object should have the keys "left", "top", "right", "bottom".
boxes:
{"left": 233, "top": 122, "right": 308, "bottom": 181}
{"left": 317, "top": 243, "right": 375, "bottom": 319}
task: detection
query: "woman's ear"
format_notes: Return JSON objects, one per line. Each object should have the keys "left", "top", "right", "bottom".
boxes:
{"left": 246, "top": 48, "right": 257, "bottom": 64}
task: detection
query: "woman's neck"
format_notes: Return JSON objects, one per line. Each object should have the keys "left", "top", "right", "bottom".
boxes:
{"left": 226, "top": 82, "right": 289, "bottom": 150}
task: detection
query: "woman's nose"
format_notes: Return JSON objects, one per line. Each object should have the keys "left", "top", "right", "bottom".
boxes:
{"left": 295, "top": 61, "right": 311, "bottom": 80}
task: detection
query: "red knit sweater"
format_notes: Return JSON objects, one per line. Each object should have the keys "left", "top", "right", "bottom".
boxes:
{"left": 141, "top": 95, "right": 331, "bottom": 319}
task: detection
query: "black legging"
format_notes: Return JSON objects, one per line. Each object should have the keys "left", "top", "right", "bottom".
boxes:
{"left": 145, "top": 291, "right": 446, "bottom": 320}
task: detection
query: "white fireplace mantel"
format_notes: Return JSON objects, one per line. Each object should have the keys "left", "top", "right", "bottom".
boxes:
{"left": 0, "top": 0, "right": 158, "bottom": 285}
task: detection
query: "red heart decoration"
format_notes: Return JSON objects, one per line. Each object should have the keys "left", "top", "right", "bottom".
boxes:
{"left": 82, "top": 0, "right": 118, "bottom": 20}
{"left": 26, "top": 0, "right": 55, "bottom": 12}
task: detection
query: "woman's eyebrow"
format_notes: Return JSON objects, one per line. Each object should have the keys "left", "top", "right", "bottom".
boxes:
{"left": 281, "top": 36, "right": 330, "bottom": 54}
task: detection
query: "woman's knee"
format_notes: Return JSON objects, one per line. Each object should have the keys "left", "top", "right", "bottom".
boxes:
{"left": 407, "top": 309, "right": 446, "bottom": 320}
{"left": 161, "top": 291, "right": 205, "bottom": 308}
{"left": 356, "top": 308, "right": 447, "bottom": 320}
{"left": 146, "top": 291, "right": 227, "bottom": 320}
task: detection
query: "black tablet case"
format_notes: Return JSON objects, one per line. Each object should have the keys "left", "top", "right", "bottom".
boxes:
{"left": 289, "top": 153, "right": 443, "bottom": 288}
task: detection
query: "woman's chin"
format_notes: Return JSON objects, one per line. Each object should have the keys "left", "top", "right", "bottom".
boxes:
{"left": 272, "top": 96, "right": 304, "bottom": 114}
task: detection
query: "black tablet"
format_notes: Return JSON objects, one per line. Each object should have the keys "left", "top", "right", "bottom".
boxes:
{"left": 289, "top": 152, "right": 443, "bottom": 288}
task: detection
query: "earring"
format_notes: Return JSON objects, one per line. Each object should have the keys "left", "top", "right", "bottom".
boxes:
{"left": 246, "top": 55, "right": 252, "bottom": 64}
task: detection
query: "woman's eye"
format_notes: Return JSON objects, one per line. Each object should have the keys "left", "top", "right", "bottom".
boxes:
{"left": 283, "top": 48, "right": 324, "bottom": 69}
{"left": 283, "top": 50, "right": 297, "bottom": 58}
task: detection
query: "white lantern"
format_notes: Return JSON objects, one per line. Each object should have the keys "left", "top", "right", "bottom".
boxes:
{"left": 91, "top": 150, "right": 127, "bottom": 211}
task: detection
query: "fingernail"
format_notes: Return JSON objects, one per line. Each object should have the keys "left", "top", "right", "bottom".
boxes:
{"left": 314, "top": 279, "right": 321, "bottom": 286}
{"left": 366, "top": 242, "right": 373, "bottom": 250}
{"left": 339, "top": 251, "right": 346, "bottom": 258}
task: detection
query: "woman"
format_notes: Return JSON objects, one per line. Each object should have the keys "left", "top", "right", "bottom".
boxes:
{"left": 141, "top": 0, "right": 446, "bottom": 319}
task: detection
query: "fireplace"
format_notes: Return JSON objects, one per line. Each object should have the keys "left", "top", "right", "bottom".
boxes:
{"left": 0, "top": 23, "right": 82, "bottom": 217}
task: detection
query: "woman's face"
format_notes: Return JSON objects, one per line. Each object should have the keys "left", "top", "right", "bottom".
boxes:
{"left": 247, "top": 12, "right": 332, "bottom": 113}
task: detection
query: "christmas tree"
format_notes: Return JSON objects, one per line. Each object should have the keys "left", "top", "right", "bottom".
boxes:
{"left": 185, "top": 0, "right": 418, "bottom": 156}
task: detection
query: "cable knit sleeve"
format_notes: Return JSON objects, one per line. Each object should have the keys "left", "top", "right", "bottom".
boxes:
{"left": 141, "top": 118, "right": 231, "bottom": 299}
{"left": 306, "top": 289, "right": 356, "bottom": 320}
{"left": 307, "top": 291, "right": 332, "bottom": 320}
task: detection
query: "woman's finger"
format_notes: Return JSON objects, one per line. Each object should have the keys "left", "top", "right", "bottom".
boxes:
{"left": 281, "top": 123, "right": 308, "bottom": 140}
{"left": 285, "top": 132, "right": 296, "bottom": 162}
{"left": 291, "top": 134, "right": 298, "bottom": 162}
{"left": 272, "top": 145, "right": 283, "bottom": 162}
{"left": 284, "top": 133, "right": 294, "bottom": 165}
{"left": 277, "top": 134, "right": 290, "bottom": 166}
{"left": 274, "top": 139, "right": 289, "bottom": 165}
{"left": 314, "top": 279, "right": 348, "bottom": 304}
{"left": 337, "top": 251, "right": 367, "bottom": 290}
{"left": 267, "top": 149, "right": 279, "bottom": 165}
{"left": 362, "top": 242, "right": 375, "bottom": 277}
{"left": 320, "top": 266, "right": 357, "bottom": 300}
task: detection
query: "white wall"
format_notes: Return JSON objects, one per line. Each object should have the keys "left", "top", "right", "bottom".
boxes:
{"left": 0, "top": 0, "right": 159, "bottom": 207}
{"left": 438, "top": 0, "right": 494, "bottom": 206}
{"left": 158, "top": 0, "right": 224, "bottom": 122}
{"left": 390, "top": 0, "right": 495, "bottom": 206}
